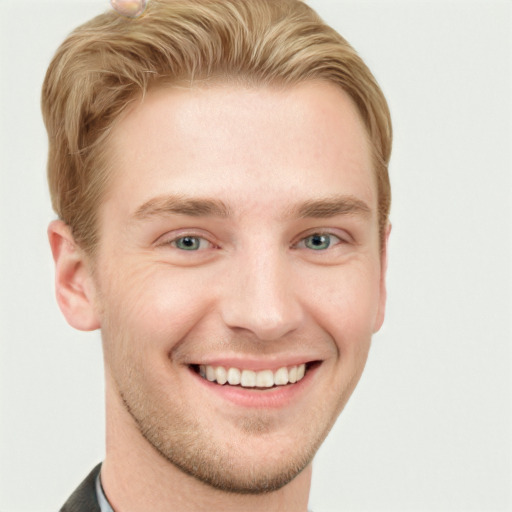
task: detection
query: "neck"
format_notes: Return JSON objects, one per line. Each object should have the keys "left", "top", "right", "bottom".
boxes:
{"left": 101, "top": 381, "right": 312, "bottom": 512}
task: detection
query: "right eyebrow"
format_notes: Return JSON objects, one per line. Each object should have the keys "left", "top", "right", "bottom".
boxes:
{"left": 132, "top": 195, "right": 232, "bottom": 220}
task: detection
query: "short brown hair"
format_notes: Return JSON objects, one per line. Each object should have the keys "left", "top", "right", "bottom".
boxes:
{"left": 42, "top": 0, "right": 392, "bottom": 255}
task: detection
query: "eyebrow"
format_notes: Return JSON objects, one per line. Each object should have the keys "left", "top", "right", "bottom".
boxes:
{"left": 132, "top": 193, "right": 371, "bottom": 221}
{"left": 133, "top": 195, "right": 232, "bottom": 220}
{"left": 292, "top": 195, "right": 372, "bottom": 219}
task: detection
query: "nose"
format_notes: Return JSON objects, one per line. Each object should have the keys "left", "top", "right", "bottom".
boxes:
{"left": 219, "top": 248, "right": 304, "bottom": 341}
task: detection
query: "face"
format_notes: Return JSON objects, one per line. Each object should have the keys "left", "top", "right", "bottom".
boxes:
{"left": 90, "top": 82, "right": 387, "bottom": 493}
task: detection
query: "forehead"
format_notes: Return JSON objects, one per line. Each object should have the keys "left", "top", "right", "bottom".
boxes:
{"left": 105, "top": 81, "right": 376, "bottom": 216}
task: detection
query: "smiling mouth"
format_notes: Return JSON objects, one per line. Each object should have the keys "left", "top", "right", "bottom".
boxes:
{"left": 190, "top": 362, "right": 319, "bottom": 389}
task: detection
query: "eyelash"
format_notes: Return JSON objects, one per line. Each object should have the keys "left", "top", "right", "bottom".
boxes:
{"left": 168, "top": 235, "right": 214, "bottom": 251}
{"left": 294, "top": 232, "right": 344, "bottom": 251}
{"left": 160, "top": 231, "right": 347, "bottom": 252}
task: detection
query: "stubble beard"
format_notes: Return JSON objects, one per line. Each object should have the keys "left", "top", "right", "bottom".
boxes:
{"left": 117, "top": 382, "right": 328, "bottom": 495}
{"left": 100, "top": 309, "right": 353, "bottom": 496}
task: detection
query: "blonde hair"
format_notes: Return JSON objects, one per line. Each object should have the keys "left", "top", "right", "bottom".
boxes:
{"left": 42, "top": 0, "right": 392, "bottom": 255}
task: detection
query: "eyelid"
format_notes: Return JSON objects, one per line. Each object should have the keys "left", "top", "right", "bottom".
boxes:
{"left": 154, "top": 229, "right": 217, "bottom": 249}
{"left": 171, "top": 236, "right": 212, "bottom": 251}
{"left": 296, "top": 233, "right": 341, "bottom": 250}
{"left": 292, "top": 228, "right": 352, "bottom": 248}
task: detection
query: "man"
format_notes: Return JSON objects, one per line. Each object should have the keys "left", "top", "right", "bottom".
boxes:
{"left": 42, "top": 0, "right": 392, "bottom": 510}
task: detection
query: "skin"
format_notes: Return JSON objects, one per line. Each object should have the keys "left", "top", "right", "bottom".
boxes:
{"left": 49, "top": 81, "right": 390, "bottom": 512}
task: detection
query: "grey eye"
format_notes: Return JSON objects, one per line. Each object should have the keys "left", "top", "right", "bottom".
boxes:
{"left": 304, "top": 234, "right": 332, "bottom": 250}
{"left": 174, "top": 236, "right": 202, "bottom": 251}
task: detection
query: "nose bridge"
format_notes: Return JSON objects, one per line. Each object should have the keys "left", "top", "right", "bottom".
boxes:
{"left": 220, "top": 244, "right": 303, "bottom": 340}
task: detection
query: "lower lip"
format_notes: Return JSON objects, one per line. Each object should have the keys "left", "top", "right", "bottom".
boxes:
{"left": 189, "top": 364, "right": 318, "bottom": 409}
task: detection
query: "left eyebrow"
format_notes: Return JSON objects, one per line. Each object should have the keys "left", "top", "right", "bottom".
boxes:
{"left": 291, "top": 195, "right": 372, "bottom": 219}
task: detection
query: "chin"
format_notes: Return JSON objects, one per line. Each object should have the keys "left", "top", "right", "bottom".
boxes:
{"left": 119, "top": 383, "right": 333, "bottom": 495}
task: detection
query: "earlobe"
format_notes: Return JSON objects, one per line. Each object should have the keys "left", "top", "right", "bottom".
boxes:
{"left": 373, "top": 222, "right": 391, "bottom": 333}
{"left": 48, "top": 220, "right": 101, "bottom": 331}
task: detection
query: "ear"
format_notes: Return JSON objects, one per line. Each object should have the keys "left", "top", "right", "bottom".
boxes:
{"left": 48, "top": 220, "right": 101, "bottom": 331}
{"left": 373, "top": 222, "right": 391, "bottom": 333}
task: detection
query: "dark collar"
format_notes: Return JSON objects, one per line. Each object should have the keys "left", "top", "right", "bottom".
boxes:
{"left": 60, "top": 463, "right": 102, "bottom": 512}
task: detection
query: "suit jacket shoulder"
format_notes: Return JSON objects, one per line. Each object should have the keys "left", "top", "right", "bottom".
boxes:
{"left": 60, "top": 464, "right": 101, "bottom": 512}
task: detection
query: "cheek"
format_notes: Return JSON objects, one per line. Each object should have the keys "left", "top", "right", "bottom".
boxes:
{"left": 97, "top": 260, "right": 216, "bottom": 353}
{"left": 301, "top": 260, "right": 382, "bottom": 351}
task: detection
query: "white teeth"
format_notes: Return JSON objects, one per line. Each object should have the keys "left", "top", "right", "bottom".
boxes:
{"left": 241, "top": 369, "right": 256, "bottom": 387}
{"left": 206, "top": 365, "right": 216, "bottom": 382}
{"left": 227, "top": 367, "right": 241, "bottom": 385}
{"left": 274, "top": 367, "right": 289, "bottom": 386}
{"left": 256, "top": 370, "right": 274, "bottom": 388}
{"left": 198, "top": 363, "right": 307, "bottom": 388}
{"left": 215, "top": 366, "right": 227, "bottom": 385}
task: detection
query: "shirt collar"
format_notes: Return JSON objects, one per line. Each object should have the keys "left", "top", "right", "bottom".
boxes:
{"left": 95, "top": 471, "right": 115, "bottom": 512}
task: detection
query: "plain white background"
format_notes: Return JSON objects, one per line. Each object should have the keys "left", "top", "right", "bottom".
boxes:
{"left": 0, "top": 1, "right": 510, "bottom": 511}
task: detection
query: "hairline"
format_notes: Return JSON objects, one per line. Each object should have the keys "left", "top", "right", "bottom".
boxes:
{"left": 85, "top": 77, "right": 383, "bottom": 260}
